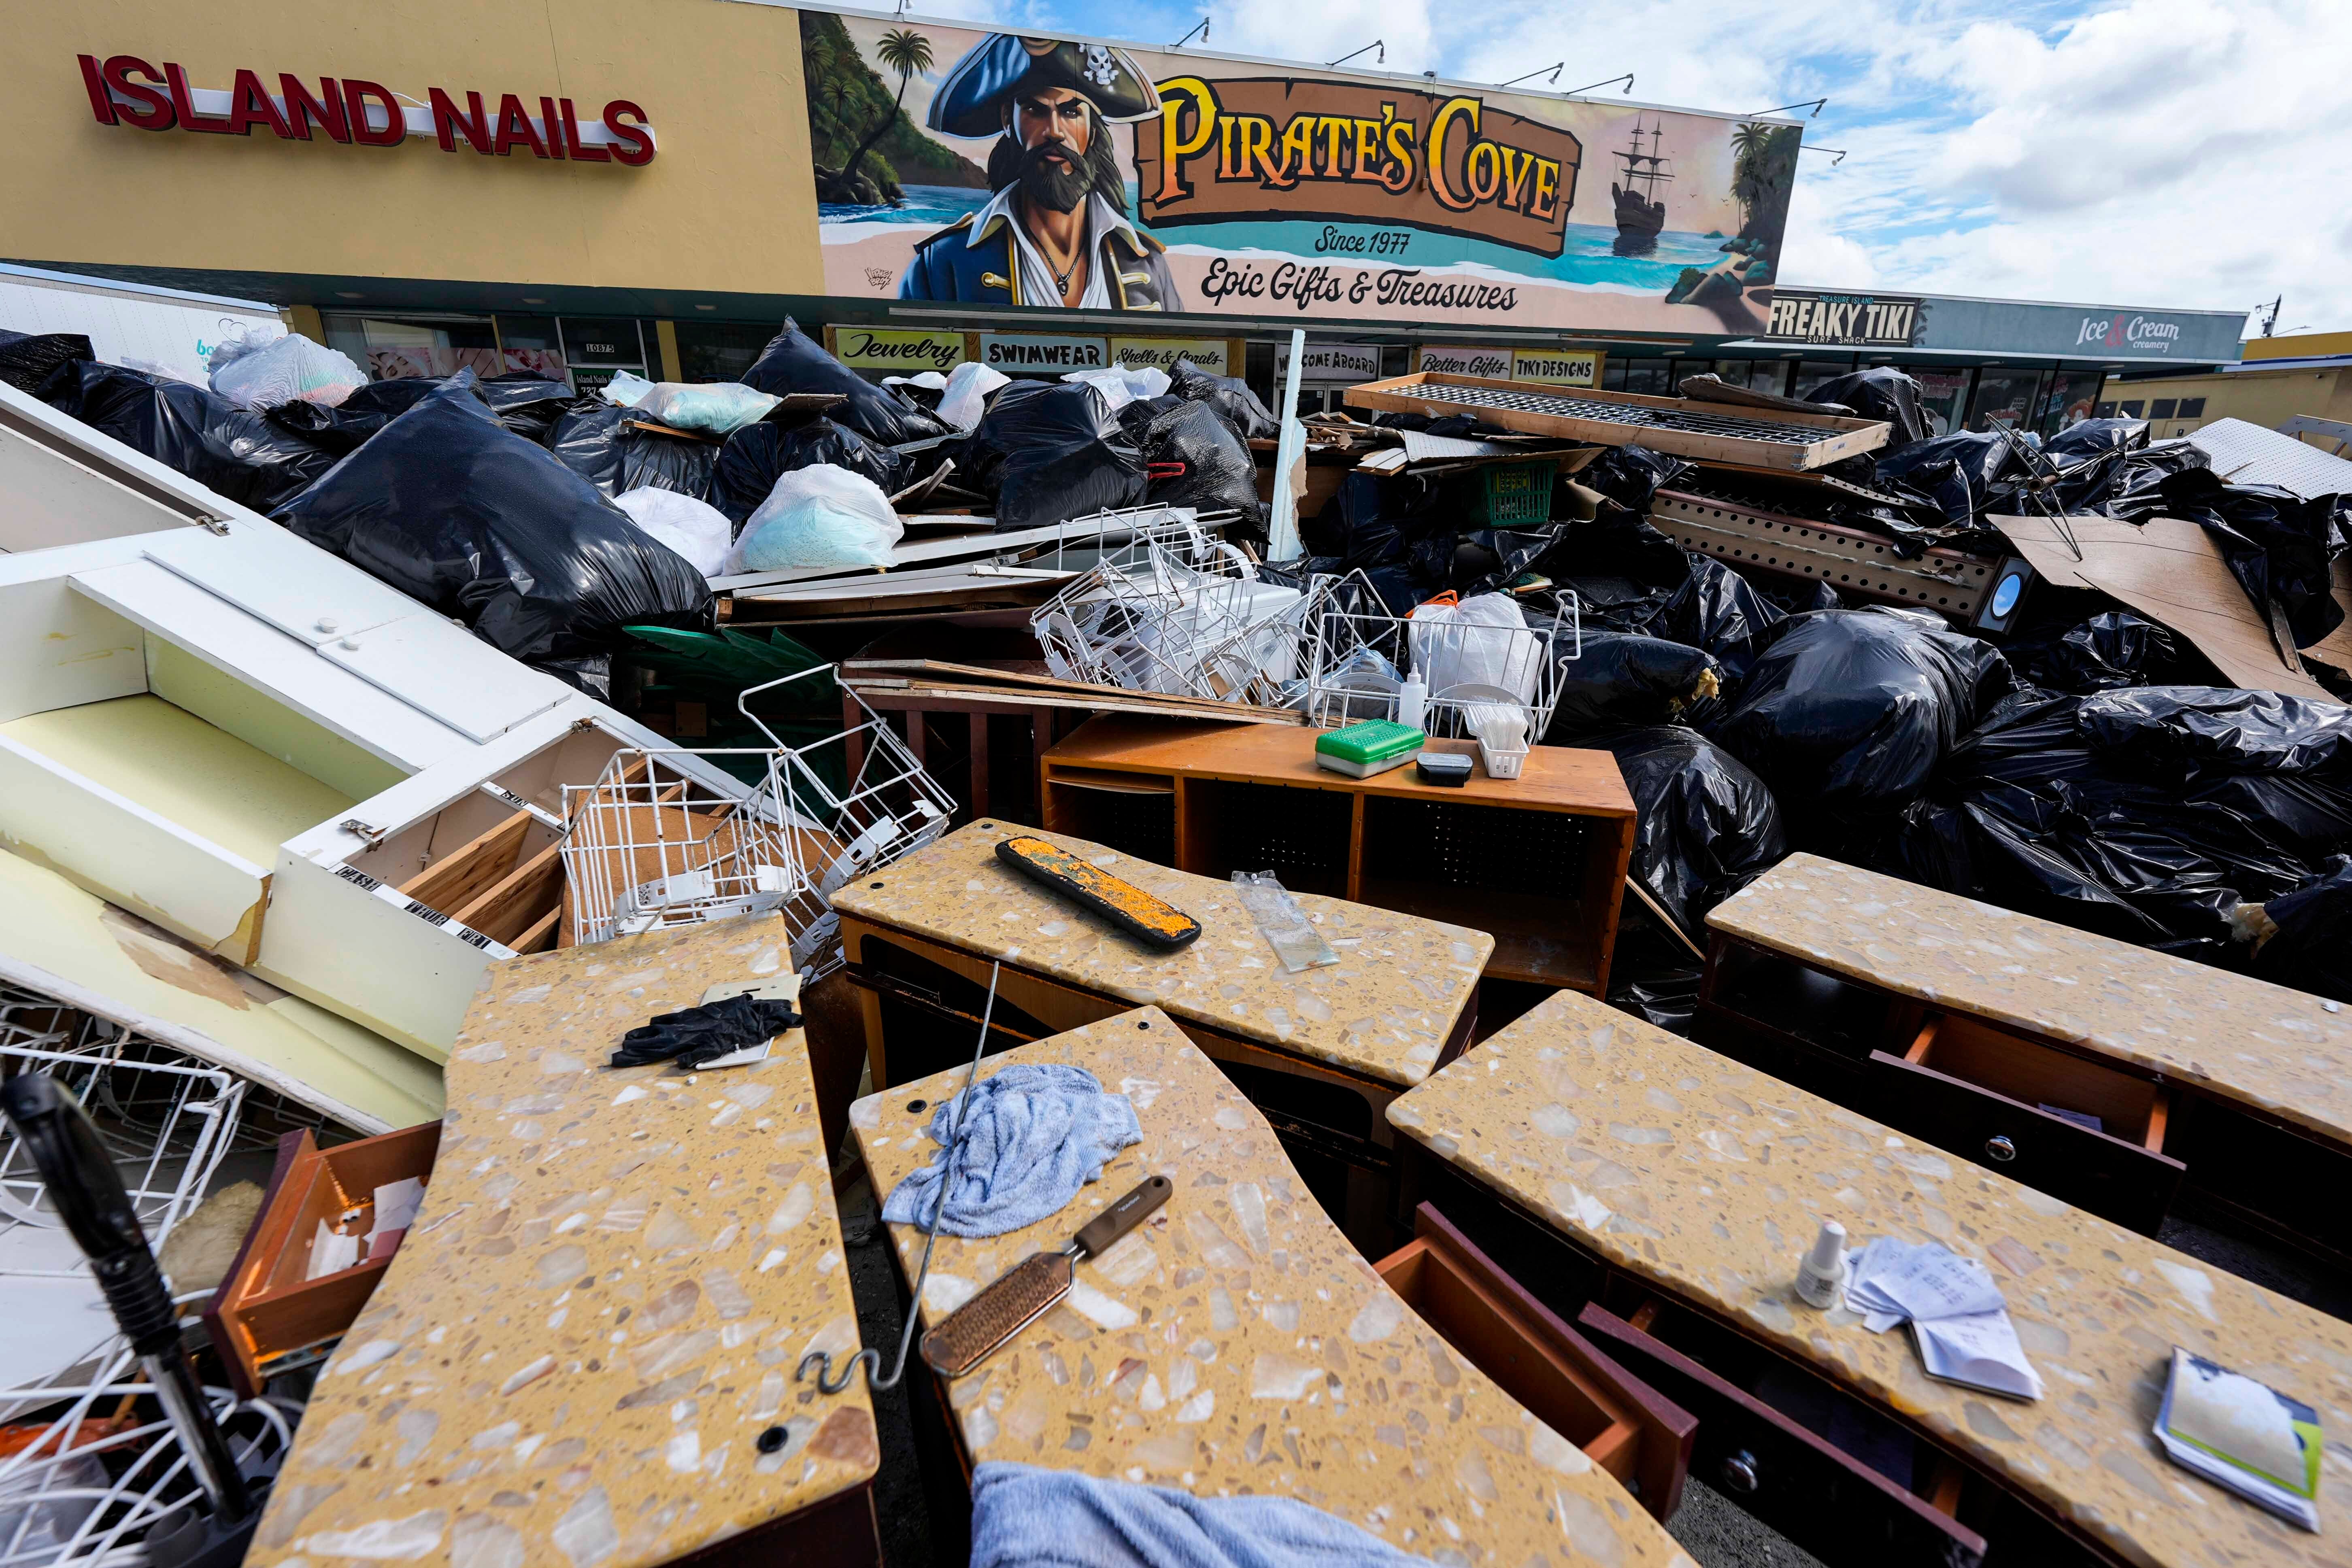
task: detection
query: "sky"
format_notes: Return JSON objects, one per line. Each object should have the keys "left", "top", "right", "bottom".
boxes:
{"left": 885, "top": 0, "right": 2352, "bottom": 339}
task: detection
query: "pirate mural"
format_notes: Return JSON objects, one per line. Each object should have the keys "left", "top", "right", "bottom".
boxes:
{"left": 898, "top": 36, "right": 1180, "bottom": 311}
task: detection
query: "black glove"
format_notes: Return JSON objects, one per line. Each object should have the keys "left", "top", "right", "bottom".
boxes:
{"left": 610, "top": 994, "right": 803, "bottom": 1069}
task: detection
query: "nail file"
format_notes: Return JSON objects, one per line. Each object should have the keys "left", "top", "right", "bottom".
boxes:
{"left": 994, "top": 836, "right": 1202, "bottom": 949}
{"left": 919, "top": 1175, "right": 1172, "bottom": 1378}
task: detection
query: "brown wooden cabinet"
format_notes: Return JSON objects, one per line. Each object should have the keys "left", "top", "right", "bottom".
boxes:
{"left": 1041, "top": 716, "right": 1636, "bottom": 994}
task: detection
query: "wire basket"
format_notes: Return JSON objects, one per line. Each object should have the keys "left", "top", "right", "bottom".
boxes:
{"left": 1187, "top": 568, "right": 1378, "bottom": 708}
{"left": 560, "top": 667, "right": 953, "bottom": 977}
{"left": 1031, "top": 544, "right": 1303, "bottom": 700}
{"left": 1300, "top": 590, "right": 1582, "bottom": 741}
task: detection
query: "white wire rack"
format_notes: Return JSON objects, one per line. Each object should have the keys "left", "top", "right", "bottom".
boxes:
{"left": 1011, "top": 504, "right": 1242, "bottom": 576}
{"left": 1299, "top": 590, "right": 1583, "bottom": 739}
{"left": 0, "top": 986, "right": 304, "bottom": 1568}
{"left": 1187, "top": 568, "right": 1376, "bottom": 708}
{"left": 1031, "top": 542, "right": 1303, "bottom": 700}
{"left": 561, "top": 668, "right": 953, "bottom": 976}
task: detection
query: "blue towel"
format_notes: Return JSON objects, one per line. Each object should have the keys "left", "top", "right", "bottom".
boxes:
{"left": 879, "top": 1064, "right": 1141, "bottom": 1238}
{"left": 970, "top": 1462, "right": 1431, "bottom": 1567}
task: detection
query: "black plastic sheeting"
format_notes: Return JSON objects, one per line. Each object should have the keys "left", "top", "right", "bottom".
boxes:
{"left": 42, "top": 361, "right": 339, "bottom": 513}
{"left": 1557, "top": 512, "right": 1788, "bottom": 684}
{"left": 472, "top": 375, "right": 580, "bottom": 444}
{"left": 736, "top": 319, "right": 950, "bottom": 446}
{"left": 271, "top": 375, "right": 711, "bottom": 667}
{"left": 1601, "top": 724, "right": 1788, "bottom": 939}
{"left": 1140, "top": 400, "right": 1266, "bottom": 533}
{"left": 956, "top": 380, "right": 1145, "bottom": 532}
{"left": 2110, "top": 466, "right": 2349, "bottom": 649}
{"left": 1714, "top": 607, "right": 2016, "bottom": 821}
{"left": 1115, "top": 393, "right": 1187, "bottom": 447}
{"left": 1547, "top": 633, "right": 1723, "bottom": 736}
{"left": 706, "top": 418, "right": 908, "bottom": 526}
{"left": 1169, "top": 361, "right": 1278, "bottom": 442}
{"left": 2247, "top": 856, "right": 2352, "bottom": 1002}
{"left": 547, "top": 404, "right": 722, "bottom": 502}
{"left": 2006, "top": 612, "right": 2190, "bottom": 695}
{"left": 1865, "top": 686, "right": 2352, "bottom": 960}
{"left": 1807, "top": 368, "right": 1931, "bottom": 450}
{"left": 0, "top": 331, "right": 94, "bottom": 395}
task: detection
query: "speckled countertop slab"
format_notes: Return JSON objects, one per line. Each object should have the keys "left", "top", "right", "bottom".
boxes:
{"left": 852, "top": 1006, "right": 1692, "bottom": 1568}
{"left": 1388, "top": 986, "right": 2352, "bottom": 1568}
{"left": 247, "top": 918, "right": 878, "bottom": 1568}
{"left": 1708, "top": 853, "right": 2352, "bottom": 1145}
{"left": 829, "top": 821, "right": 1491, "bottom": 1089}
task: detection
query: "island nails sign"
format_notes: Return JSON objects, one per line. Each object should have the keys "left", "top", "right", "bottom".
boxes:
{"left": 808, "top": 13, "right": 1792, "bottom": 336}
{"left": 74, "top": 55, "right": 655, "bottom": 162}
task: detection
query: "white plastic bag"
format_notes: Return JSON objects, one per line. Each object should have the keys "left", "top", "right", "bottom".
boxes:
{"left": 938, "top": 361, "right": 1010, "bottom": 431}
{"left": 723, "top": 463, "right": 904, "bottom": 573}
{"left": 603, "top": 375, "right": 778, "bottom": 437}
{"left": 208, "top": 331, "right": 365, "bottom": 410}
{"left": 1410, "top": 593, "right": 1540, "bottom": 705}
{"left": 613, "top": 487, "right": 733, "bottom": 577}
{"left": 1060, "top": 365, "right": 1139, "bottom": 414}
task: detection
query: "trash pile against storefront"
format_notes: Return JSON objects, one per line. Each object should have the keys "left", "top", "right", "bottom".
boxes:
{"left": 2, "top": 303, "right": 2351, "bottom": 1568}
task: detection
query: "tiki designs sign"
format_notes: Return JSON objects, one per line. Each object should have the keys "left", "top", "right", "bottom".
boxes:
{"left": 802, "top": 9, "right": 1798, "bottom": 335}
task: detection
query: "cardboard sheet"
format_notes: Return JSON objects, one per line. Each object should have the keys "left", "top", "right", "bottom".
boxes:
{"left": 1993, "top": 514, "right": 2345, "bottom": 700}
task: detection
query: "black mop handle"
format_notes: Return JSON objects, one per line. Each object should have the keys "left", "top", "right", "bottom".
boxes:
{"left": 0, "top": 1075, "right": 253, "bottom": 1522}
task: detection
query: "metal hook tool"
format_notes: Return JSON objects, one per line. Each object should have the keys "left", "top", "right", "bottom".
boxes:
{"left": 797, "top": 960, "right": 1001, "bottom": 1395}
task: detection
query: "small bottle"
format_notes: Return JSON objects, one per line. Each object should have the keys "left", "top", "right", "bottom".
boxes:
{"left": 1396, "top": 672, "right": 1427, "bottom": 730}
{"left": 1795, "top": 1220, "right": 1848, "bottom": 1309}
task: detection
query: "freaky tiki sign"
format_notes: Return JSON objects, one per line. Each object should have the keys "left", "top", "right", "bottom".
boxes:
{"left": 803, "top": 10, "right": 1797, "bottom": 335}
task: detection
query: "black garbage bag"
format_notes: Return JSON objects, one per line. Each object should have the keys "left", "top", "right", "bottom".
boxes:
{"left": 46, "top": 361, "right": 338, "bottom": 512}
{"left": 1548, "top": 634, "right": 1723, "bottom": 736}
{"left": 2045, "top": 419, "right": 2149, "bottom": 461}
{"left": 2100, "top": 438, "right": 2208, "bottom": 514}
{"left": 1808, "top": 368, "right": 1930, "bottom": 450}
{"left": 1873, "top": 429, "right": 2021, "bottom": 531}
{"left": 1141, "top": 400, "right": 1265, "bottom": 531}
{"left": 1655, "top": 556, "right": 1788, "bottom": 684}
{"left": 1116, "top": 393, "right": 1187, "bottom": 448}
{"left": 2243, "top": 857, "right": 2352, "bottom": 1003}
{"left": 708, "top": 417, "right": 908, "bottom": 526}
{"left": 548, "top": 404, "right": 722, "bottom": 502}
{"left": 957, "top": 380, "right": 1145, "bottom": 531}
{"left": 335, "top": 376, "right": 447, "bottom": 420}
{"left": 1577, "top": 445, "right": 1691, "bottom": 516}
{"left": 0, "top": 331, "right": 94, "bottom": 395}
{"left": 271, "top": 374, "right": 711, "bottom": 665}
{"left": 1714, "top": 607, "right": 2015, "bottom": 818}
{"left": 1169, "top": 361, "right": 1278, "bottom": 441}
{"left": 264, "top": 397, "right": 396, "bottom": 455}
{"left": 473, "top": 374, "right": 578, "bottom": 444}
{"left": 736, "top": 318, "right": 950, "bottom": 446}
{"left": 2111, "top": 467, "right": 2347, "bottom": 649}
{"left": 2009, "top": 612, "right": 2183, "bottom": 694}
{"left": 1601, "top": 724, "right": 1787, "bottom": 940}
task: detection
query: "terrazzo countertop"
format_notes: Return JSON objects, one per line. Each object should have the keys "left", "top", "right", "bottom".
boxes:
{"left": 829, "top": 821, "right": 1491, "bottom": 1089}
{"left": 852, "top": 1006, "right": 1691, "bottom": 1568}
{"left": 1709, "top": 853, "right": 2352, "bottom": 1145}
{"left": 247, "top": 918, "right": 878, "bottom": 1568}
{"left": 1388, "top": 986, "right": 2352, "bottom": 1568}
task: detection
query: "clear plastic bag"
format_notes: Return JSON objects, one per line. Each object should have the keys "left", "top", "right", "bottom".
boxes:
{"left": 207, "top": 330, "right": 366, "bottom": 410}
{"left": 1410, "top": 593, "right": 1540, "bottom": 704}
{"left": 1229, "top": 870, "right": 1338, "bottom": 973}
{"left": 603, "top": 374, "right": 780, "bottom": 437}
{"left": 723, "top": 462, "right": 904, "bottom": 572}
{"left": 614, "top": 487, "right": 732, "bottom": 576}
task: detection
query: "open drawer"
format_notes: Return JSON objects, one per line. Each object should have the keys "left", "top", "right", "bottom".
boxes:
{"left": 1375, "top": 1205, "right": 1694, "bottom": 1518}
{"left": 202, "top": 1120, "right": 441, "bottom": 1398}
{"left": 1863, "top": 1014, "right": 2183, "bottom": 1234}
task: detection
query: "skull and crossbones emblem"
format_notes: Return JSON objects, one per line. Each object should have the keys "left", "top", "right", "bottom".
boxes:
{"left": 1083, "top": 45, "right": 1119, "bottom": 89}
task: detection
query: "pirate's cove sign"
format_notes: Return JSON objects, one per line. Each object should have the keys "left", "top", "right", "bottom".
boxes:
{"left": 1138, "top": 80, "right": 1581, "bottom": 257}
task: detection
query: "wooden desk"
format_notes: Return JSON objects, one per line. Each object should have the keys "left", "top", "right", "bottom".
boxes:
{"left": 1387, "top": 986, "right": 2352, "bottom": 1568}
{"left": 850, "top": 1006, "right": 1695, "bottom": 1566}
{"left": 1040, "top": 715, "right": 1636, "bottom": 993}
{"left": 828, "top": 820, "right": 1489, "bottom": 1252}
{"left": 1700, "top": 853, "right": 2352, "bottom": 1255}
{"left": 247, "top": 919, "right": 883, "bottom": 1568}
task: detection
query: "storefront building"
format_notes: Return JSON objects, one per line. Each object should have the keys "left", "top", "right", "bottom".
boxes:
{"left": 6, "top": 1, "right": 2244, "bottom": 433}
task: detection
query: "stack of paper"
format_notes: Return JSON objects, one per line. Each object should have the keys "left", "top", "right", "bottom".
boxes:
{"left": 1845, "top": 1237, "right": 2043, "bottom": 1400}
{"left": 2156, "top": 1347, "right": 2322, "bottom": 1530}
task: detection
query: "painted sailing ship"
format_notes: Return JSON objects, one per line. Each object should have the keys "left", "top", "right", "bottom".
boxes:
{"left": 1612, "top": 116, "right": 1673, "bottom": 254}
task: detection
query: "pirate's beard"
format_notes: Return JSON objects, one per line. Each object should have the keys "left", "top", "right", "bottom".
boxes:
{"left": 1017, "top": 139, "right": 1093, "bottom": 215}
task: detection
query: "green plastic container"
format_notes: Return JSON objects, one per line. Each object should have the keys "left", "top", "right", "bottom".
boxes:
{"left": 1477, "top": 461, "right": 1555, "bottom": 525}
{"left": 1314, "top": 719, "right": 1426, "bottom": 778}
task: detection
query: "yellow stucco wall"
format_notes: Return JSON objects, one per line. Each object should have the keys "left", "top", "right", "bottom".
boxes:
{"left": 3, "top": 0, "right": 821, "bottom": 292}
{"left": 2105, "top": 366, "right": 2352, "bottom": 441}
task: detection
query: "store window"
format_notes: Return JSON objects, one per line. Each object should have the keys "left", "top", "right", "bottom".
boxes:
{"left": 2178, "top": 397, "right": 2205, "bottom": 419}
{"left": 1606, "top": 357, "right": 1674, "bottom": 395}
{"left": 1705, "top": 360, "right": 1756, "bottom": 389}
{"left": 2116, "top": 400, "right": 2145, "bottom": 417}
{"left": 2150, "top": 399, "right": 2178, "bottom": 420}
{"left": 1967, "top": 368, "right": 2046, "bottom": 431}
{"left": 2038, "top": 368, "right": 2105, "bottom": 434}
{"left": 675, "top": 321, "right": 781, "bottom": 384}
{"left": 1912, "top": 368, "right": 1973, "bottom": 436}
{"left": 1788, "top": 359, "right": 1857, "bottom": 399}
{"left": 320, "top": 313, "right": 503, "bottom": 381}
{"left": 558, "top": 319, "right": 649, "bottom": 395}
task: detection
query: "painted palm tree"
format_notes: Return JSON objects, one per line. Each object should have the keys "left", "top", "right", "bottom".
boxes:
{"left": 839, "top": 28, "right": 935, "bottom": 194}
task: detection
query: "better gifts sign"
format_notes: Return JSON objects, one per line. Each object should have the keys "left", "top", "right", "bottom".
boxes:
{"left": 805, "top": 11, "right": 1797, "bottom": 336}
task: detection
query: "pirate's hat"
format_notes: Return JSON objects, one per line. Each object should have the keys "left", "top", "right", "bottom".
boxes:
{"left": 926, "top": 35, "right": 1161, "bottom": 138}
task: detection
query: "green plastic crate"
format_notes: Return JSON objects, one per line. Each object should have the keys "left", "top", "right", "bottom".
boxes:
{"left": 1476, "top": 461, "right": 1555, "bottom": 525}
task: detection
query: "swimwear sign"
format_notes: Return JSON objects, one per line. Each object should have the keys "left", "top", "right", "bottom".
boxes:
{"left": 73, "top": 54, "right": 655, "bottom": 163}
{"left": 1138, "top": 79, "right": 1582, "bottom": 257}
